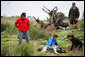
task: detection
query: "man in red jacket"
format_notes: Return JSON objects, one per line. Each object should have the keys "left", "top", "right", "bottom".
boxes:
{"left": 15, "top": 12, "right": 30, "bottom": 45}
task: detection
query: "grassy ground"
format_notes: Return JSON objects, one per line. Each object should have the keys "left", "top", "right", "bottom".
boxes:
{"left": 1, "top": 17, "right": 84, "bottom": 56}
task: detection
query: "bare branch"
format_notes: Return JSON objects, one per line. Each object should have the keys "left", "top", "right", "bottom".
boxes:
{"left": 42, "top": 8, "right": 49, "bottom": 14}
{"left": 52, "top": 6, "right": 58, "bottom": 11}
{"left": 43, "top": 5, "right": 50, "bottom": 11}
{"left": 33, "top": 16, "right": 37, "bottom": 20}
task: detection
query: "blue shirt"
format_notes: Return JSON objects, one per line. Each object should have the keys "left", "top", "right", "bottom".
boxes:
{"left": 46, "top": 36, "right": 62, "bottom": 50}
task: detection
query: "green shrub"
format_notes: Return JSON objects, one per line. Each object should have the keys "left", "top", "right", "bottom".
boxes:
{"left": 1, "top": 43, "right": 18, "bottom": 56}
{"left": 79, "top": 19, "right": 84, "bottom": 31}
{"left": 1, "top": 34, "right": 17, "bottom": 42}
{"left": 74, "top": 19, "right": 84, "bottom": 31}
{"left": 19, "top": 42, "right": 36, "bottom": 56}
{"left": 5, "top": 24, "right": 18, "bottom": 34}
{"left": 1, "top": 22, "right": 10, "bottom": 32}
{"left": 1, "top": 42, "right": 37, "bottom": 56}
{"left": 72, "top": 29, "right": 84, "bottom": 40}
{"left": 1, "top": 44, "right": 9, "bottom": 56}
{"left": 38, "top": 39, "right": 47, "bottom": 45}
{"left": 29, "top": 22, "right": 49, "bottom": 40}
{"left": 1, "top": 17, "right": 18, "bottom": 34}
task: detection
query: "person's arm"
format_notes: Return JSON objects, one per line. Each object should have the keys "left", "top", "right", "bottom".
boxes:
{"left": 55, "top": 40, "right": 62, "bottom": 50}
{"left": 70, "top": 44, "right": 74, "bottom": 50}
{"left": 76, "top": 8, "right": 80, "bottom": 18}
{"left": 15, "top": 19, "right": 19, "bottom": 28}
{"left": 27, "top": 19, "right": 30, "bottom": 30}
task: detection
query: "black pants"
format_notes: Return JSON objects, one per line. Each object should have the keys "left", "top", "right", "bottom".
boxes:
{"left": 70, "top": 18, "right": 78, "bottom": 24}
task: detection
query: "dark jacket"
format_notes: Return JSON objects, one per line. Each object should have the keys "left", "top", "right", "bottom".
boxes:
{"left": 68, "top": 7, "right": 80, "bottom": 19}
{"left": 70, "top": 36, "right": 83, "bottom": 50}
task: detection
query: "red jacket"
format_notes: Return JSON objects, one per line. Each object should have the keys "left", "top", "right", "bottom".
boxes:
{"left": 15, "top": 15, "right": 30, "bottom": 33}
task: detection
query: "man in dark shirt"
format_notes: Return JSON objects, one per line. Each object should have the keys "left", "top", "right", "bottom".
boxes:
{"left": 67, "top": 35, "right": 83, "bottom": 51}
{"left": 68, "top": 2, "right": 80, "bottom": 31}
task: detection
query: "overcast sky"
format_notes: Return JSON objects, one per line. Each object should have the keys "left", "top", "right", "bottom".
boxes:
{"left": 1, "top": 1, "right": 84, "bottom": 20}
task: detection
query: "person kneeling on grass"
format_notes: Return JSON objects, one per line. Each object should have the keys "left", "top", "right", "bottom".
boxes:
{"left": 67, "top": 35, "right": 83, "bottom": 51}
{"left": 41, "top": 34, "right": 64, "bottom": 54}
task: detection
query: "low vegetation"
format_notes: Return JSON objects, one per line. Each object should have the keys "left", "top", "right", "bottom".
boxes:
{"left": 1, "top": 17, "right": 84, "bottom": 56}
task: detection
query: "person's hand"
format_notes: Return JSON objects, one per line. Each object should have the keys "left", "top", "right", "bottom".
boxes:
{"left": 61, "top": 49, "right": 65, "bottom": 52}
{"left": 75, "top": 18, "right": 78, "bottom": 21}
